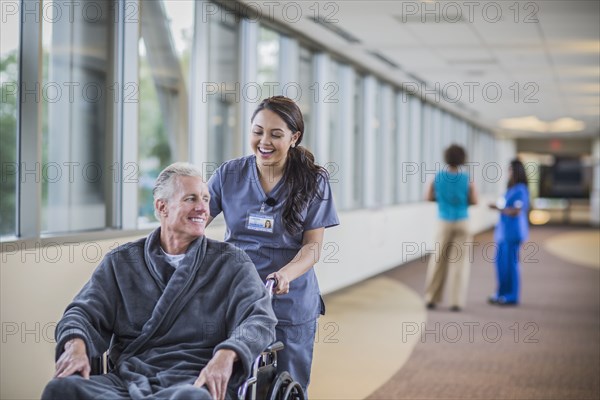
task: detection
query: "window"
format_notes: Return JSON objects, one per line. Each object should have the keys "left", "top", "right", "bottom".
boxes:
{"left": 395, "top": 90, "right": 410, "bottom": 204}
{"left": 138, "top": 0, "right": 194, "bottom": 226}
{"left": 421, "top": 103, "right": 434, "bottom": 174}
{"left": 352, "top": 73, "right": 365, "bottom": 208}
{"left": 2, "top": 0, "right": 501, "bottom": 240}
{"left": 206, "top": 9, "right": 241, "bottom": 167}
{"left": 0, "top": 2, "right": 20, "bottom": 237}
{"left": 375, "top": 82, "right": 395, "bottom": 207}
{"left": 327, "top": 60, "right": 343, "bottom": 202}
{"left": 407, "top": 97, "right": 422, "bottom": 202}
{"left": 41, "top": 0, "right": 116, "bottom": 233}
{"left": 431, "top": 107, "right": 442, "bottom": 170}
{"left": 373, "top": 81, "right": 384, "bottom": 205}
{"left": 297, "top": 46, "right": 315, "bottom": 152}
{"left": 257, "top": 26, "right": 280, "bottom": 97}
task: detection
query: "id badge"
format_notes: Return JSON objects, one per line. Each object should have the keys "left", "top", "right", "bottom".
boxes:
{"left": 247, "top": 212, "right": 275, "bottom": 233}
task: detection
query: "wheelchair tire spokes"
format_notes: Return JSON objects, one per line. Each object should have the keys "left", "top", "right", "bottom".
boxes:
{"left": 267, "top": 371, "right": 305, "bottom": 400}
{"left": 281, "top": 380, "right": 305, "bottom": 400}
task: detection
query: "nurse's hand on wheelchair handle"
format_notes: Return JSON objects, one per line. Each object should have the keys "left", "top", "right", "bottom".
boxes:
{"left": 54, "top": 338, "right": 90, "bottom": 379}
{"left": 266, "top": 271, "right": 290, "bottom": 295}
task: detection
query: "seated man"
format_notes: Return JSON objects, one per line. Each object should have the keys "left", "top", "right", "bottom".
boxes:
{"left": 42, "top": 162, "right": 277, "bottom": 400}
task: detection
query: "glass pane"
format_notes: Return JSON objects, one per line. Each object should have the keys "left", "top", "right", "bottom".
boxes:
{"left": 298, "top": 46, "right": 315, "bottom": 153}
{"left": 206, "top": 9, "right": 240, "bottom": 167}
{"left": 257, "top": 26, "right": 280, "bottom": 95}
{"left": 397, "top": 91, "right": 410, "bottom": 204}
{"left": 138, "top": 0, "right": 194, "bottom": 227}
{"left": 352, "top": 74, "right": 365, "bottom": 208}
{"left": 374, "top": 81, "right": 383, "bottom": 205}
{"left": 408, "top": 97, "right": 422, "bottom": 202}
{"left": 327, "top": 60, "right": 342, "bottom": 205}
{"left": 41, "top": 0, "right": 115, "bottom": 233}
{"left": 0, "top": 3, "right": 20, "bottom": 237}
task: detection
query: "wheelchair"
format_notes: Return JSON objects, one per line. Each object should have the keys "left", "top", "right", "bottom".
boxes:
{"left": 236, "top": 279, "right": 305, "bottom": 400}
{"left": 91, "top": 341, "right": 304, "bottom": 400}
{"left": 90, "top": 279, "right": 305, "bottom": 400}
{"left": 237, "top": 340, "right": 305, "bottom": 400}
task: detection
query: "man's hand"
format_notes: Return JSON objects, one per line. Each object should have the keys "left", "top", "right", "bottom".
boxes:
{"left": 194, "top": 349, "right": 237, "bottom": 400}
{"left": 54, "top": 338, "right": 90, "bottom": 379}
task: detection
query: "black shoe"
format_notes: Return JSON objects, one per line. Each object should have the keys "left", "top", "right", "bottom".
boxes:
{"left": 426, "top": 302, "right": 436, "bottom": 309}
{"left": 450, "top": 306, "right": 461, "bottom": 312}
{"left": 488, "top": 296, "right": 498, "bottom": 305}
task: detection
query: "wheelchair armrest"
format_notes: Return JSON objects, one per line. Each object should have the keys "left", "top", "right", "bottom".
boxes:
{"left": 264, "top": 341, "right": 284, "bottom": 354}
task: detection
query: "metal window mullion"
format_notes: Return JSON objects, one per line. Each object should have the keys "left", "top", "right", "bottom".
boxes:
{"left": 111, "top": 0, "right": 125, "bottom": 229}
{"left": 119, "top": 0, "right": 139, "bottom": 230}
{"left": 17, "top": 0, "right": 43, "bottom": 239}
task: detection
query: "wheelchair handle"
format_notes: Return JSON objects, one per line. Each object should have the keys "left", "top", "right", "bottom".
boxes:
{"left": 265, "top": 278, "right": 278, "bottom": 297}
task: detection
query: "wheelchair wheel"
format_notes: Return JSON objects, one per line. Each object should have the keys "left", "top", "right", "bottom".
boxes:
{"left": 267, "top": 371, "right": 305, "bottom": 400}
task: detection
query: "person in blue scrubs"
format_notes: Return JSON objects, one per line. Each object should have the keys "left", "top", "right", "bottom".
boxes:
{"left": 206, "top": 96, "right": 339, "bottom": 394}
{"left": 488, "top": 159, "right": 530, "bottom": 305}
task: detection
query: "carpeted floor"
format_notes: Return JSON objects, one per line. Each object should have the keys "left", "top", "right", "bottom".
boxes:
{"left": 367, "top": 225, "right": 600, "bottom": 400}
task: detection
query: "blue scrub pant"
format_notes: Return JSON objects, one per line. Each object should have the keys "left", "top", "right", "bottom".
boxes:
{"left": 275, "top": 319, "right": 317, "bottom": 395}
{"left": 493, "top": 241, "right": 521, "bottom": 304}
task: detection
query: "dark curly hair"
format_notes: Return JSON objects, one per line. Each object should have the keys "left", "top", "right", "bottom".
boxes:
{"left": 251, "top": 96, "right": 327, "bottom": 235}
{"left": 444, "top": 144, "right": 466, "bottom": 167}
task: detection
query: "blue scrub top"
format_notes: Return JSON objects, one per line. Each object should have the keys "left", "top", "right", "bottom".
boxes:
{"left": 208, "top": 155, "right": 340, "bottom": 325}
{"left": 494, "top": 183, "right": 530, "bottom": 243}
{"left": 434, "top": 170, "right": 470, "bottom": 221}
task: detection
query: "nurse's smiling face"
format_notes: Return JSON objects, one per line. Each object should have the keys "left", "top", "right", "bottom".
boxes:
{"left": 251, "top": 109, "right": 299, "bottom": 172}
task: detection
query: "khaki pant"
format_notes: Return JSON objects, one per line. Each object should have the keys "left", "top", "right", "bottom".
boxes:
{"left": 424, "top": 219, "right": 472, "bottom": 308}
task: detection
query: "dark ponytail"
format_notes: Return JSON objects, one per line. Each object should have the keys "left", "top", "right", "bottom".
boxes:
{"left": 252, "top": 96, "right": 327, "bottom": 235}
{"left": 509, "top": 159, "right": 528, "bottom": 188}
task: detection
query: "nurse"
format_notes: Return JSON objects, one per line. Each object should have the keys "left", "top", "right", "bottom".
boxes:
{"left": 206, "top": 96, "right": 339, "bottom": 393}
{"left": 488, "top": 159, "right": 530, "bottom": 305}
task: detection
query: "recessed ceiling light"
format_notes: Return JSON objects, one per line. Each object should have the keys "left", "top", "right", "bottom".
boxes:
{"left": 499, "top": 116, "right": 586, "bottom": 133}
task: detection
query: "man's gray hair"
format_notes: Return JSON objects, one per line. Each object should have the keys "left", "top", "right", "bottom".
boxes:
{"left": 153, "top": 162, "right": 204, "bottom": 219}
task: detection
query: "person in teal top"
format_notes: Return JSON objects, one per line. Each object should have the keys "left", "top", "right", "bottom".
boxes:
{"left": 425, "top": 145, "right": 477, "bottom": 311}
{"left": 489, "top": 159, "right": 530, "bottom": 305}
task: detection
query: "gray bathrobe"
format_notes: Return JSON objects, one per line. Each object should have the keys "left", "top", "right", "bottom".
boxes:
{"left": 43, "top": 228, "right": 277, "bottom": 399}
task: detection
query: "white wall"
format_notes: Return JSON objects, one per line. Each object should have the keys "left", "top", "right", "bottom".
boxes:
{"left": 0, "top": 201, "right": 498, "bottom": 399}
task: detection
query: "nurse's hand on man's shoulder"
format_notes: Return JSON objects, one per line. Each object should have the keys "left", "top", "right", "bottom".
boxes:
{"left": 267, "top": 271, "right": 290, "bottom": 295}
